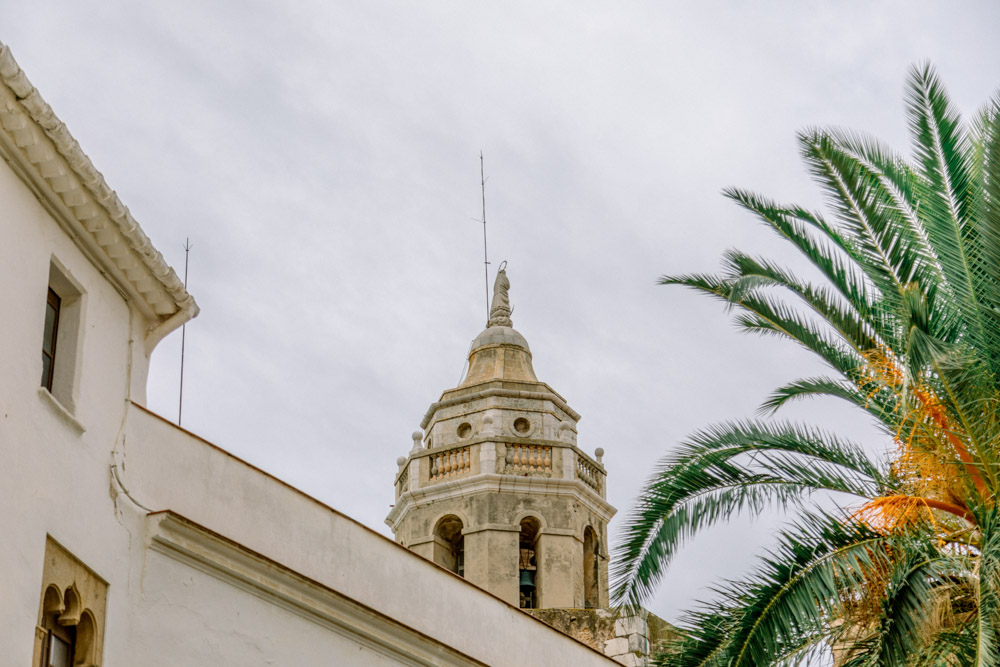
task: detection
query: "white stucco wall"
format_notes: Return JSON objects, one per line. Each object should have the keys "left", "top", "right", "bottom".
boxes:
{"left": 122, "top": 406, "right": 616, "bottom": 666}
{"left": 0, "top": 117, "right": 616, "bottom": 665}
{"left": 0, "top": 148, "right": 155, "bottom": 665}
{"left": 136, "top": 549, "right": 405, "bottom": 666}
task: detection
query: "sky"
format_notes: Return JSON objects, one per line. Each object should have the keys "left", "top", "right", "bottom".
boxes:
{"left": 5, "top": 1, "right": 1000, "bottom": 623}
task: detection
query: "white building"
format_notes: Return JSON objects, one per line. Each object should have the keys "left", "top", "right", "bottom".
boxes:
{"left": 0, "top": 42, "right": 620, "bottom": 666}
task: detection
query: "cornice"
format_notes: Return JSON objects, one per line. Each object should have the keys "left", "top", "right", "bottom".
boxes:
{"left": 386, "top": 473, "right": 616, "bottom": 530}
{"left": 0, "top": 43, "right": 197, "bottom": 347}
{"left": 420, "top": 384, "right": 581, "bottom": 429}
{"left": 147, "top": 511, "right": 487, "bottom": 667}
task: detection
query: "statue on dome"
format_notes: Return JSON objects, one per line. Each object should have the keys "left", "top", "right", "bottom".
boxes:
{"left": 488, "top": 261, "right": 513, "bottom": 327}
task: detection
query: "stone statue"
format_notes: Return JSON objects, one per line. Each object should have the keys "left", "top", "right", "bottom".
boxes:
{"left": 488, "top": 262, "right": 513, "bottom": 327}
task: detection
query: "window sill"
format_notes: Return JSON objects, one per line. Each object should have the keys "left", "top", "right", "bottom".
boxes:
{"left": 38, "top": 387, "right": 85, "bottom": 434}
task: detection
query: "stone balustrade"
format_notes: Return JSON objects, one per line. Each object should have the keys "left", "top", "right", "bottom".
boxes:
{"left": 428, "top": 445, "right": 472, "bottom": 481}
{"left": 395, "top": 465, "right": 409, "bottom": 499}
{"left": 398, "top": 440, "right": 606, "bottom": 500}
{"left": 576, "top": 454, "right": 603, "bottom": 496}
{"left": 504, "top": 444, "right": 552, "bottom": 475}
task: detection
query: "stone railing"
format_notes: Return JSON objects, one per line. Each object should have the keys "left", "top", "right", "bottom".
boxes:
{"left": 399, "top": 439, "right": 606, "bottom": 498}
{"left": 576, "top": 455, "right": 602, "bottom": 496}
{"left": 395, "top": 465, "right": 409, "bottom": 499}
{"left": 428, "top": 445, "right": 473, "bottom": 481}
{"left": 504, "top": 444, "right": 552, "bottom": 475}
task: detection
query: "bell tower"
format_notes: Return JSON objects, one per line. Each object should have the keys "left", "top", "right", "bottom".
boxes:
{"left": 387, "top": 267, "right": 615, "bottom": 609}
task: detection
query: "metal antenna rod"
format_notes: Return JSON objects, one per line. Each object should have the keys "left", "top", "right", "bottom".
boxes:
{"left": 480, "top": 151, "right": 490, "bottom": 323}
{"left": 178, "top": 237, "right": 192, "bottom": 426}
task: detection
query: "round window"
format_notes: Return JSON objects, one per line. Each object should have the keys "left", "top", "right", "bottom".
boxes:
{"left": 457, "top": 422, "right": 472, "bottom": 439}
{"left": 513, "top": 417, "right": 531, "bottom": 434}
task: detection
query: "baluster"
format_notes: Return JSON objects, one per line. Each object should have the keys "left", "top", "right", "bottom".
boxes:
{"left": 513, "top": 445, "right": 522, "bottom": 469}
{"left": 505, "top": 444, "right": 513, "bottom": 472}
{"left": 543, "top": 448, "right": 551, "bottom": 471}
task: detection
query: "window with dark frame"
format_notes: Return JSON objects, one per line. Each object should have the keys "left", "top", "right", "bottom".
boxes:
{"left": 45, "top": 626, "right": 73, "bottom": 667}
{"left": 41, "top": 288, "right": 60, "bottom": 391}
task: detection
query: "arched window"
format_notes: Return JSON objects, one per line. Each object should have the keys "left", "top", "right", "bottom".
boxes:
{"left": 518, "top": 517, "right": 541, "bottom": 609}
{"left": 583, "top": 526, "right": 600, "bottom": 609}
{"left": 40, "top": 587, "right": 76, "bottom": 667}
{"left": 433, "top": 515, "right": 465, "bottom": 577}
{"left": 33, "top": 538, "right": 107, "bottom": 667}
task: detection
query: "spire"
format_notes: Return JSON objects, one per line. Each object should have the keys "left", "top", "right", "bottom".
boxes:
{"left": 487, "top": 261, "right": 512, "bottom": 328}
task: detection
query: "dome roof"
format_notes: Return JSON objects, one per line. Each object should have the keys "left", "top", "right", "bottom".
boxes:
{"left": 457, "top": 267, "right": 540, "bottom": 386}
{"left": 460, "top": 324, "right": 538, "bottom": 386}
{"left": 469, "top": 325, "right": 531, "bottom": 353}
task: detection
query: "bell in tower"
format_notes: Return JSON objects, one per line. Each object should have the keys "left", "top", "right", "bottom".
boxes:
{"left": 387, "top": 266, "right": 615, "bottom": 610}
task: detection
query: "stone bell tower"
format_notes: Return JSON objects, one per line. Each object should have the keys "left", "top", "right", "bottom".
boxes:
{"left": 387, "top": 266, "right": 615, "bottom": 610}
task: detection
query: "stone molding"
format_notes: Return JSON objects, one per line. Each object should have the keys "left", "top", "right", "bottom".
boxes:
{"left": 0, "top": 43, "right": 197, "bottom": 348}
{"left": 34, "top": 537, "right": 108, "bottom": 667}
{"left": 421, "top": 385, "right": 581, "bottom": 429}
{"left": 147, "top": 511, "right": 488, "bottom": 667}
{"left": 386, "top": 472, "right": 616, "bottom": 529}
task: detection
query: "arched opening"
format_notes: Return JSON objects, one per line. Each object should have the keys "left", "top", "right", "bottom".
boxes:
{"left": 75, "top": 610, "right": 97, "bottom": 666}
{"left": 518, "top": 517, "right": 541, "bottom": 609}
{"left": 433, "top": 515, "right": 465, "bottom": 577}
{"left": 42, "top": 585, "right": 64, "bottom": 616}
{"left": 39, "top": 586, "right": 77, "bottom": 667}
{"left": 61, "top": 586, "right": 82, "bottom": 625}
{"left": 583, "top": 526, "right": 600, "bottom": 609}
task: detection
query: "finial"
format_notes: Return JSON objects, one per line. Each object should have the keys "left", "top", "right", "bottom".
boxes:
{"left": 487, "top": 261, "right": 512, "bottom": 327}
{"left": 410, "top": 431, "right": 424, "bottom": 453}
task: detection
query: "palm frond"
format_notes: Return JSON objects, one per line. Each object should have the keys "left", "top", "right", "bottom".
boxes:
{"left": 659, "top": 513, "right": 888, "bottom": 667}
{"left": 611, "top": 421, "right": 884, "bottom": 609}
{"left": 641, "top": 65, "right": 1000, "bottom": 664}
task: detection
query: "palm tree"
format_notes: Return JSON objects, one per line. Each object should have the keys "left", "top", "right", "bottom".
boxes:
{"left": 612, "top": 65, "right": 1000, "bottom": 666}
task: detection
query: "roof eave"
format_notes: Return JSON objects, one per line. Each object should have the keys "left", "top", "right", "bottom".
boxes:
{"left": 0, "top": 42, "right": 198, "bottom": 347}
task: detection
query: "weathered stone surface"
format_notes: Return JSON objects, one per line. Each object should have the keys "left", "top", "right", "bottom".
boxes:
{"left": 647, "top": 610, "right": 681, "bottom": 661}
{"left": 604, "top": 636, "right": 629, "bottom": 656}
{"left": 616, "top": 653, "right": 642, "bottom": 667}
{"left": 614, "top": 614, "right": 643, "bottom": 637}
{"left": 525, "top": 608, "right": 618, "bottom": 652}
{"left": 628, "top": 632, "right": 649, "bottom": 655}
{"left": 525, "top": 606, "right": 679, "bottom": 664}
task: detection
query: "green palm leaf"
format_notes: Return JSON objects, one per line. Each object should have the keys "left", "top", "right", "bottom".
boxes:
{"left": 623, "top": 64, "right": 1000, "bottom": 664}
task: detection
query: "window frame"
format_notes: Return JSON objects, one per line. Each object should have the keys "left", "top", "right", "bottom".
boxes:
{"left": 41, "top": 287, "right": 61, "bottom": 392}
{"left": 43, "top": 625, "right": 74, "bottom": 667}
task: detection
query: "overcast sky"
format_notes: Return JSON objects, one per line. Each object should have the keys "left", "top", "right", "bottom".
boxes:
{"left": 6, "top": 2, "right": 1000, "bottom": 622}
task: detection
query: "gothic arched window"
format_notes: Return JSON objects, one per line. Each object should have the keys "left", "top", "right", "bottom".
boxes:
{"left": 433, "top": 515, "right": 465, "bottom": 577}
{"left": 33, "top": 538, "right": 107, "bottom": 667}
{"left": 518, "top": 517, "right": 541, "bottom": 609}
{"left": 583, "top": 526, "right": 600, "bottom": 609}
